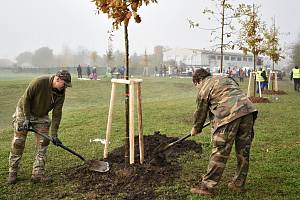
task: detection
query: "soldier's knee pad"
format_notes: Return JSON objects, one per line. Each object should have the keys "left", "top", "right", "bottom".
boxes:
{"left": 11, "top": 134, "right": 26, "bottom": 155}
{"left": 13, "top": 138, "right": 26, "bottom": 149}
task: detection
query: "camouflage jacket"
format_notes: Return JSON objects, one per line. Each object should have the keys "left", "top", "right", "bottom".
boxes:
{"left": 193, "top": 76, "right": 257, "bottom": 133}
{"left": 17, "top": 76, "right": 65, "bottom": 136}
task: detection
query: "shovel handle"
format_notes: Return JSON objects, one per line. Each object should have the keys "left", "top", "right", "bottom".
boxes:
{"left": 24, "top": 127, "right": 86, "bottom": 162}
{"left": 55, "top": 142, "right": 86, "bottom": 162}
{"left": 168, "top": 121, "right": 211, "bottom": 147}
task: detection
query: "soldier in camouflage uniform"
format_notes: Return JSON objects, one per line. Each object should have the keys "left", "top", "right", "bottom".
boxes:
{"left": 190, "top": 68, "right": 257, "bottom": 196}
{"left": 8, "top": 70, "right": 72, "bottom": 184}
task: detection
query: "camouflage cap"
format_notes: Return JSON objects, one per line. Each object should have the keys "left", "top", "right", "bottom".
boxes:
{"left": 55, "top": 70, "right": 72, "bottom": 87}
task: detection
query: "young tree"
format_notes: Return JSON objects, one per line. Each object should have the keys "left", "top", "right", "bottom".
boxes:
{"left": 263, "top": 18, "right": 284, "bottom": 90}
{"left": 264, "top": 18, "right": 283, "bottom": 71}
{"left": 292, "top": 39, "right": 300, "bottom": 66}
{"left": 189, "top": 0, "right": 238, "bottom": 73}
{"left": 237, "top": 4, "right": 265, "bottom": 96}
{"left": 92, "top": 0, "right": 157, "bottom": 164}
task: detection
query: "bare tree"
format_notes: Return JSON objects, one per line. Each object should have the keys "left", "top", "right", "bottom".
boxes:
{"left": 189, "top": 0, "right": 239, "bottom": 73}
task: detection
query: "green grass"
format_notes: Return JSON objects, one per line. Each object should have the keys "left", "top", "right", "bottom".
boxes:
{"left": 0, "top": 74, "right": 299, "bottom": 199}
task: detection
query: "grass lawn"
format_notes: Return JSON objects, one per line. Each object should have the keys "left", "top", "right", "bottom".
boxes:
{"left": 0, "top": 73, "right": 299, "bottom": 199}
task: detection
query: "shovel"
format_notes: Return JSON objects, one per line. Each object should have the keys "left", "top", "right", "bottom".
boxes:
{"left": 23, "top": 127, "right": 110, "bottom": 173}
{"left": 150, "top": 122, "right": 210, "bottom": 163}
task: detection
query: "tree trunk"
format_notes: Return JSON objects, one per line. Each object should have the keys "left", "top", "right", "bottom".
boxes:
{"left": 220, "top": 0, "right": 225, "bottom": 73}
{"left": 272, "top": 60, "right": 275, "bottom": 90}
{"left": 124, "top": 23, "right": 129, "bottom": 166}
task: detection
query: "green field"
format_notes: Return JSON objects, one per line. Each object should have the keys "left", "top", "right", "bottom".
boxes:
{"left": 0, "top": 73, "right": 299, "bottom": 199}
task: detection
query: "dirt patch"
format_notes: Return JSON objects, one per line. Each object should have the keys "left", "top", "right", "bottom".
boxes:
{"left": 249, "top": 96, "right": 272, "bottom": 103}
{"left": 64, "top": 132, "right": 203, "bottom": 200}
{"left": 262, "top": 90, "right": 287, "bottom": 95}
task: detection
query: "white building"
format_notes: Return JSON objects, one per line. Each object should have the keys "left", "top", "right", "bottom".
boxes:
{"left": 163, "top": 48, "right": 261, "bottom": 73}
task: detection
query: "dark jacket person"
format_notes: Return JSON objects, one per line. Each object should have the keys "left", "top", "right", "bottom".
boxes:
{"left": 8, "top": 70, "right": 72, "bottom": 184}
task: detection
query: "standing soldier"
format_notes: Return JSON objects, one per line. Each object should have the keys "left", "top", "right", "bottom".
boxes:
{"left": 291, "top": 66, "right": 300, "bottom": 92}
{"left": 7, "top": 70, "right": 72, "bottom": 184}
{"left": 190, "top": 68, "right": 257, "bottom": 196}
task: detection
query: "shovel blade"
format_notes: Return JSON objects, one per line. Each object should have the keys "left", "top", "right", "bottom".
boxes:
{"left": 86, "top": 160, "right": 110, "bottom": 173}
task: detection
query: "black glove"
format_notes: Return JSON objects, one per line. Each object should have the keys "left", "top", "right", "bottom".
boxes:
{"left": 52, "top": 136, "right": 62, "bottom": 146}
{"left": 22, "top": 119, "right": 30, "bottom": 131}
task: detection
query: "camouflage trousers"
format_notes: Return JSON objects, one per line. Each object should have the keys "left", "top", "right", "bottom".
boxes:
{"left": 202, "top": 113, "right": 255, "bottom": 190}
{"left": 9, "top": 107, "right": 51, "bottom": 176}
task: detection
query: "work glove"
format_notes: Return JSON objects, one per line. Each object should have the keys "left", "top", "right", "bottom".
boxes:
{"left": 52, "top": 136, "right": 62, "bottom": 146}
{"left": 22, "top": 119, "right": 30, "bottom": 131}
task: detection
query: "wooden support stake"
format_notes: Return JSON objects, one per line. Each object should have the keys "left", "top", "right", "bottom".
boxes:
{"left": 104, "top": 82, "right": 116, "bottom": 159}
{"left": 129, "top": 82, "right": 135, "bottom": 164}
{"left": 136, "top": 83, "right": 144, "bottom": 164}
{"left": 258, "top": 81, "right": 262, "bottom": 97}
{"left": 268, "top": 72, "right": 272, "bottom": 90}
{"left": 247, "top": 72, "right": 252, "bottom": 97}
{"left": 274, "top": 72, "right": 278, "bottom": 91}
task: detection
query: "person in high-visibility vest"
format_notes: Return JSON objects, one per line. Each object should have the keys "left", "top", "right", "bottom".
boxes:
{"left": 256, "top": 68, "right": 267, "bottom": 93}
{"left": 291, "top": 66, "right": 300, "bottom": 92}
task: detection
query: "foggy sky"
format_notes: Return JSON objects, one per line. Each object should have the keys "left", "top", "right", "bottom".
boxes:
{"left": 0, "top": 0, "right": 299, "bottom": 60}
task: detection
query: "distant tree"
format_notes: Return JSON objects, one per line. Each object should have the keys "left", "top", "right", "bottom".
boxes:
{"left": 92, "top": 0, "right": 157, "bottom": 165}
{"left": 113, "top": 50, "right": 125, "bottom": 67}
{"left": 263, "top": 18, "right": 284, "bottom": 70}
{"left": 292, "top": 39, "right": 300, "bottom": 66}
{"left": 152, "top": 45, "right": 164, "bottom": 66}
{"left": 106, "top": 46, "right": 114, "bottom": 72}
{"left": 237, "top": 4, "right": 265, "bottom": 96}
{"left": 105, "top": 30, "right": 114, "bottom": 72}
{"left": 74, "top": 47, "right": 90, "bottom": 66}
{"left": 32, "top": 47, "right": 54, "bottom": 68}
{"left": 189, "top": 0, "right": 239, "bottom": 73}
{"left": 61, "top": 45, "right": 74, "bottom": 67}
{"left": 90, "top": 51, "right": 98, "bottom": 67}
{"left": 0, "top": 59, "right": 15, "bottom": 68}
{"left": 16, "top": 51, "right": 33, "bottom": 66}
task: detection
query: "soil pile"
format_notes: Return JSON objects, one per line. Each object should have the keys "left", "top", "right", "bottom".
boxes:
{"left": 64, "top": 132, "right": 203, "bottom": 200}
{"left": 249, "top": 96, "right": 271, "bottom": 103}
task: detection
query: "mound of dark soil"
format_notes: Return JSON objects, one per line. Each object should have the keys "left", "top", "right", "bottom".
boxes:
{"left": 64, "top": 132, "right": 203, "bottom": 200}
{"left": 249, "top": 96, "right": 271, "bottom": 103}
{"left": 262, "top": 90, "right": 287, "bottom": 95}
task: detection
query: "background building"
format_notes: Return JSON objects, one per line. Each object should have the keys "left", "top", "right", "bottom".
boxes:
{"left": 163, "top": 48, "right": 262, "bottom": 73}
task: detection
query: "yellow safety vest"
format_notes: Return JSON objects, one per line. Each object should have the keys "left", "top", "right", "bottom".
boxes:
{"left": 256, "top": 71, "right": 264, "bottom": 82}
{"left": 292, "top": 68, "right": 300, "bottom": 78}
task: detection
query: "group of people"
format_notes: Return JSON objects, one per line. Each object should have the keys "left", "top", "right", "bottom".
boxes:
{"left": 226, "top": 67, "right": 250, "bottom": 82}
{"left": 7, "top": 68, "right": 258, "bottom": 197}
{"left": 76, "top": 65, "right": 97, "bottom": 80}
